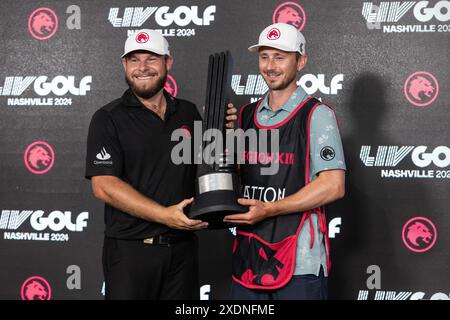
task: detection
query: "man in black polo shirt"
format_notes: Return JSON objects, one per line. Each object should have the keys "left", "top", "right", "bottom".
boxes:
{"left": 85, "top": 29, "right": 236, "bottom": 300}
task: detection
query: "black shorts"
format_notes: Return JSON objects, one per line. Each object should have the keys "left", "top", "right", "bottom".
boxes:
{"left": 102, "top": 232, "right": 199, "bottom": 300}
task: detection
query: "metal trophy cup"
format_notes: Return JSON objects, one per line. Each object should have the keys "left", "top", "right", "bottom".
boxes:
{"left": 188, "top": 51, "right": 246, "bottom": 229}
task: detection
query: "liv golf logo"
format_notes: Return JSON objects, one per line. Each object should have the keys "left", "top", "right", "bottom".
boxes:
{"left": 232, "top": 74, "right": 343, "bottom": 103}
{"left": 360, "top": 145, "right": 450, "bottom": 179}
{"left": 1, "top": 209, "right": 89, "bottom": 242}
{"left": 108, "top": 5, "right": 216, "bottom": 37}
{"left": 0, "top": 75, "right": 92, "bottom": 106}
{"left": 362, "top": 1, "right": 450, "bottom": 33}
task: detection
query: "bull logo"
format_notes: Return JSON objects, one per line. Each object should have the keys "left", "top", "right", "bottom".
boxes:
{"left": 404, "top": 71, "right": 439, "bottom": 107}
{"left": 320, "top": 146, "right": 335, "bottom": 161}
{"left": 21, "top": 276, "right": 51, "bottom": 300}
{"left": 402, "top": 217, "right": 437, "bottom": 253}
{"left": 135, "top": 31, "right": 149, "bottom": 44}
{"left": 273, "top": 2, "right": 307, "bottom": 31}
{"left": 24, "top": 141, "right": 55, "bottom": 175}
{"left": 28, "top": 8, "right": 58, "bottom": 40}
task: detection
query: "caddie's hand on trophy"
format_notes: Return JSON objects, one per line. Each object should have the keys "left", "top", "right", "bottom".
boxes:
{"left": 226, "top": 103, "right": 237, "bottom": 129}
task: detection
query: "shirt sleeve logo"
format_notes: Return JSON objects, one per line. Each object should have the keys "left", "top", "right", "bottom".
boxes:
{"left": 320, "top": 146, "right": 335, "bottom": 161}
{"left": 96, "top": 147, "right": 111, "bottom": 160}
{"left": 94, "top": 147, "right": 113, "bottom": 165}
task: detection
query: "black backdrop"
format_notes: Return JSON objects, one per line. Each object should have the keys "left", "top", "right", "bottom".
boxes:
{"left": 1, "top": 0, "right": 449, "bottom": 300}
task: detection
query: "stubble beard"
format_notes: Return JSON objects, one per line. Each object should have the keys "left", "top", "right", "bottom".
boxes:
{"left": 264, "top": 70, "right": 297, "bottom": 91}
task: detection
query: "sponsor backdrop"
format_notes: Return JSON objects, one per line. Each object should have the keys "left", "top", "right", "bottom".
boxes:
{"left": 0, "top": 0, "right": 449, "bottom": 300}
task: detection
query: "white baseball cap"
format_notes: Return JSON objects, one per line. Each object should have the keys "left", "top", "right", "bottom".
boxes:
{"left": 248, "top": 23, "right": 306, "bottom": 55}
{"left": 121, "top": 29, "right": 171, "bottom": 58}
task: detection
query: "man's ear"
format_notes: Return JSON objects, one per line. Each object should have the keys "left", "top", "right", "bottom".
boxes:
{"left": 297, "top": 54, "right": 307, "bottom": 72}
{"left": 122, "top": 57, "right": 127, "bottom": 71}
{"left": 165, "top": 55, "right": 174, "bottom": 72}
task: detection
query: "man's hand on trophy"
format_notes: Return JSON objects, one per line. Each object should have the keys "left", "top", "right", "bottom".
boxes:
{"left": 225, "top": 103, "right": 237, "bottom": 129}
{"left": 223, "top": 198, "right": 273, "bottom": 225}
{"left": 162, "top": 198, "right": 209, "bottom": 230}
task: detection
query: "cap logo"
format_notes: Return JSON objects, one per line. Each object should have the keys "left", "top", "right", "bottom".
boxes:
{"left": 267, "top": 28, "right": 281, "bottom": 40}
{"left": 135, "top": 32, "right": 149, "bottom": 44}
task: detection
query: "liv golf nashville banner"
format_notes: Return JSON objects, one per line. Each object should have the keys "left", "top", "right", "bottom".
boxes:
{"left": 0, "top": 0, "right": 449, "bottom": 300}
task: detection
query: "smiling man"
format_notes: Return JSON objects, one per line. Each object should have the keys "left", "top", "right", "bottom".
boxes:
{"left": 224, "top": 23, "right": 346, "bottom": 300}
{"left": 85, "top": 29, "right": 236, "bottom": 300}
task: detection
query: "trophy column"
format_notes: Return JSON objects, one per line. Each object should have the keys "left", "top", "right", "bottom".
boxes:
{"left": 188, "top": 51, "right": 247, "bottom": 229}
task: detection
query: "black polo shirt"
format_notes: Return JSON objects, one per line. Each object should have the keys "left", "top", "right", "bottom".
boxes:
{"left": 85, "top": 89, "right": 201, "bottom": 239}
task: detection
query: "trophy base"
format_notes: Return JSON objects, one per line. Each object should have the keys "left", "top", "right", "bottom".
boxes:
{"left": 189, "top": 190, "right": 247, "bottom": 229}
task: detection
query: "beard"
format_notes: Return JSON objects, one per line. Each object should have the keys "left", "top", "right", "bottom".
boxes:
{"left": 125, "top": 72, "right": 167, "bottom": 100}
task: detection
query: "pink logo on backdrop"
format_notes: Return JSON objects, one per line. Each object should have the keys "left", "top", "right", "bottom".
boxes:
{"left": 165, "top": 75, "right": 178, "bottom": 97}
{"left": 404, "top": 71, "right": 439, "bottom": 107}
{"left": 24, "top": 141, "right": 55, "bottom": 174}
{"left": 402, "top": 217, "right": 437, "bottom": 252}
{"left": 273, "top": 2, "right": 306, "bottom": 31}
{"left": 21, "top": 276, "right": 51, "bottom": 300}
{"left": 135, "top": 31, "right": 149, "bottom": 44}
{"left": 28, "top": 8, "right": 58, "bottom": 40}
